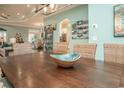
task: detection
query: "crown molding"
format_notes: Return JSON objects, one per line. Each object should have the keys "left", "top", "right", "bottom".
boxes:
{"left": 0, "top": 22, "right": 41, "bottom": 29}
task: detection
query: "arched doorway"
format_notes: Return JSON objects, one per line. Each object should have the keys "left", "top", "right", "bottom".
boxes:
{"left": 53, "top": 19, "right": 71, "bottom": 54}
{"left": 59, "top": 19, "right": 71, "bottom": 44}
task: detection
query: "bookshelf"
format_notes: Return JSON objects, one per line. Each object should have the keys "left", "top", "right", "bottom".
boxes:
{"left": 44, "top": 24, "right": 56, "bottom": 54}
{"left": 72, "top": 20, "right": 88, "bottom": 39}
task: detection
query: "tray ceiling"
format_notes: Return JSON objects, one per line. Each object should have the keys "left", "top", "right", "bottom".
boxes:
{"left": 0, "top": 4, "right": 80, "bottom": 29}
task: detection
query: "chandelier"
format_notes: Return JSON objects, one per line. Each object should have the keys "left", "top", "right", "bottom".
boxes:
{"left": 36, "top": 4, "right": 58, "bottom": 15}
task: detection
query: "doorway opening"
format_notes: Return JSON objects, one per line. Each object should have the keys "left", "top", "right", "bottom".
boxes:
{"left": 59, "top": 19, "right": 71, "bottom": 44}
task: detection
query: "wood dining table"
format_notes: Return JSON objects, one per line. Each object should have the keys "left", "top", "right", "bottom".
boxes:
{"left": 0, "top": 52, "right": 124, "bottom": 88}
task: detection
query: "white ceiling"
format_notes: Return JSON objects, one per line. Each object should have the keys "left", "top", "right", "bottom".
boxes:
{"left": 0, "top": 4, "right": 80, "bottom": 29}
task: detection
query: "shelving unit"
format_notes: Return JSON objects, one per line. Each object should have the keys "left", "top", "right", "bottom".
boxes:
{"left": 72, "top": 20, "right": 88, "bottom": 39}
{"left": 43, "top": 24, "right": 56, "bottom": 54}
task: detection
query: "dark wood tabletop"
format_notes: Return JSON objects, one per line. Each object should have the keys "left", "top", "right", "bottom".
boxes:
{"left": 0, "top": 52, "right": 124, "bottom": 88}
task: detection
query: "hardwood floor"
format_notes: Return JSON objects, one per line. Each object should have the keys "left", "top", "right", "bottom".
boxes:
{"left": 0, "top": 52, "right": 124, "bottom": 88}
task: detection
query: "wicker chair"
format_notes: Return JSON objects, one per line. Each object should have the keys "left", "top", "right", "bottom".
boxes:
{"left": 74, "top": 43, "right": 97, "bottom": 59}
{"left": 53, "top": 42, "right": 69, "bottom": 54}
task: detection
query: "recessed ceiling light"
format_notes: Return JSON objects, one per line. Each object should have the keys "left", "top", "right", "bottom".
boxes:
{"left": 2, "top": 13, "right": 5, "bottom": 16}
{"left": 17, "top": 13, "right": 20, "bottom": 15}
{"left": 27, "top": 4, "right": 30, "bottom": 7}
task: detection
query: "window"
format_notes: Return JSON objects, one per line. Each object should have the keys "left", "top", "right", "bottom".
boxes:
{"left": 28, "top": 33, "right": 35, "bottom": 43}
{"left": 28, "top": 29, "right": 40, "bottom": 43}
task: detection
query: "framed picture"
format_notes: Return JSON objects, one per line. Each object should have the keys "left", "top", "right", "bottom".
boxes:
{"left": 114, "top": 4, "right": 124, "bottom": 37}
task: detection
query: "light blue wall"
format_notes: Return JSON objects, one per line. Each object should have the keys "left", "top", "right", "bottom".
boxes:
{"left": 0, "top": 25, "right": 29, "bottom": 43}
{"left": 0, "top": 25, "right": 39, "bottom": 43}
{"left": 45, "top": 4, "right": 124, "bottom": 61}
{"left": 89, "top": 4, "right": 124, "bottom": 61}
{"left": 45, "top": 5, "right": 88, "bottom": 52}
